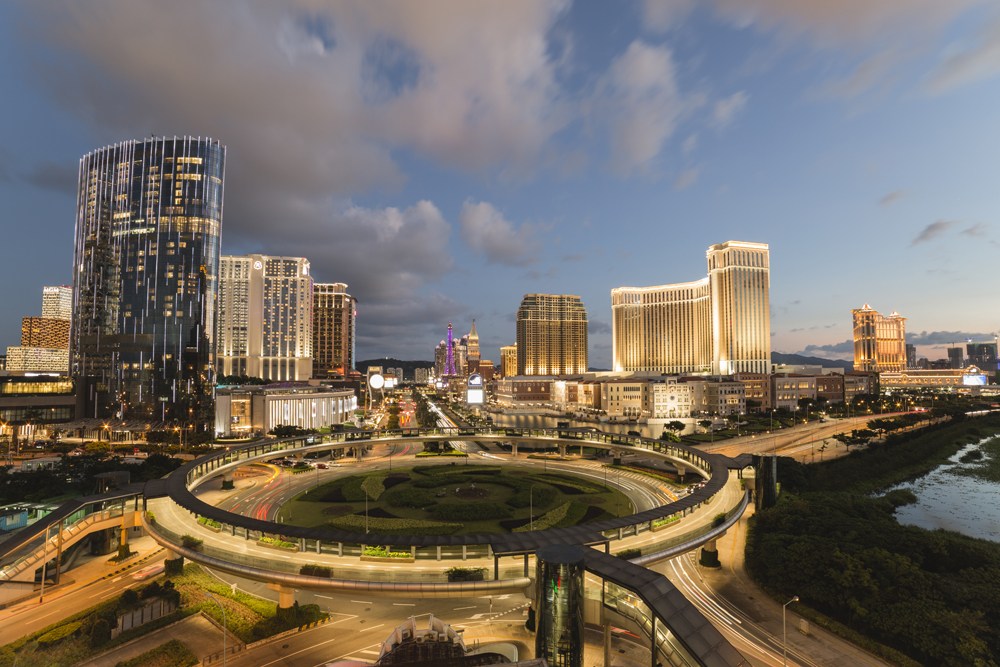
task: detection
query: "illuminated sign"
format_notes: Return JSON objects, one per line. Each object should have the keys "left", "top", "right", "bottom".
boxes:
{"left": 963, "top": 374, "right": 987, "bottom": 386}
{"left": 468, "top": 373, "right": 483, "bottom": 388}
{"left": 368, "top": 374, "right": 385, "bottom": 390}
{"left": 467, "top": 388, "right": 484, "bottom": 404}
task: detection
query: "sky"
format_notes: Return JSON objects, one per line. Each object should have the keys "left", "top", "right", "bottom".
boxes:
{"left": 1, "top": 1, "right": 999, "bottom": 367}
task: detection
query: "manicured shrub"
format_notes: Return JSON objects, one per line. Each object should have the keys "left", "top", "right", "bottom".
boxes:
{"left": 430, "top": 502, "right": 511, "bottom": 521}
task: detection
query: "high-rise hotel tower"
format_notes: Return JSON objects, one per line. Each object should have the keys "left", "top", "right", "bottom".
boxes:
{"left": 71, "top": 137, "right": 225, "bottom": 424}
{"left": 216, "top": 255, "right": 313, "bottom": 382}
{"left": 852, "top": 305, "right": 906, "bottom": 373}
{"left": 516, "top": 294, "right": 588, "bottom": 375}
{"left": 312, "top": 282, "right": 356, "bottom": 378}
{"left": 612, "top": 241, "right": 770, "bottom": 375}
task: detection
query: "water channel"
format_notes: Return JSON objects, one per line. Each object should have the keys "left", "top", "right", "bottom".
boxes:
{"left": 890, "top": 436, "right": 1000, "bottom": 543}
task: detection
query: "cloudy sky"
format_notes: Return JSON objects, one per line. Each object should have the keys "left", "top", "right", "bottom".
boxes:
{"left": 1, "top": 1, "right": 998, "bottom": 366}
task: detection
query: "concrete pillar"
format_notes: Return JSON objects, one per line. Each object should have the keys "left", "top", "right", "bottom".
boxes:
{"left": 512, "top": 443, "right": 518, "bottom": 457}
{"left": 268, "top": 583, "right": 296, "bottom": 609}
{"left": 410, "top": 546, "right": 416, "bottom": 559}
{"left": 222, "top": 472, "right": 234, "bottom": 490}
{"left": 558, "top": 444, "right": 566, "bottom": 457}
{"left": 604, "top": 622, "right": 612, "bottom": 667}
{"left": 699, "top": 537, "right": 721, "bottom": 568}
{"left": 675, "top": 463, "right": 687, "bottom": 478}
{"left": 462, "top": 545, "right": 468, "bottom": 560}
{"left": 494, "top": 556, "right": 499, "bottom": 580}
{"left": 436, "top": 546, "right": 442, "bottom": 561}
{"left": 524, "top": 554, "right": 529, "bottom": 577}
{"left": 651, "top": 616, "right": 658, "bottom": 667}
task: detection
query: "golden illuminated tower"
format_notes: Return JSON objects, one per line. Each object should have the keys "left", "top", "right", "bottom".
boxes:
{"left": 853, "top": 305, "right": 906, "bottom": 372}
{"left": 612, "top": 240, "right": 770, "bottom": 375}
{"left": 516, "top": 294, "right": 587, "bottom": 376}
{"left": 313, "top": 282, "right": 356, "bottom": 378}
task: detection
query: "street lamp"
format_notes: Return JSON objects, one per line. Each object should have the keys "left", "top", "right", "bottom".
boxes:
{"left": 783, "top": 595, "right": 799, "bottom": 666}
{"left": 205, "top": 592, "right": 229, "bottom": 667}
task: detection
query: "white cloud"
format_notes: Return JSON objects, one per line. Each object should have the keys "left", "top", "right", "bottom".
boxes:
{"left": 459, "top": 200, "right": 537, "bottom": 266}
{"left": 673, "top": 167, "right": 700, "bottom": 190}
{"left": 925, "top": 17, "right": 1000, "bottom": 94}
{"left": 600, "top": 40, "right": 684, "bottom": 174}
{"left": 712, "top": 91, "right": 748, "bottom": 128}
{"left": 641, "top": 0, "right": 695, "bottom": 32}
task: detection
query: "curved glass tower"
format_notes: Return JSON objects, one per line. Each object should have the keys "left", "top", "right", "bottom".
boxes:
{"left": 71, "top": 137, "right": 225, "bottom": 427}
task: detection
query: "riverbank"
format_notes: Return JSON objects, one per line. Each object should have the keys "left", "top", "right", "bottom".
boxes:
{"left": 747, "top": 413, "right": 1000, "bottom": 666}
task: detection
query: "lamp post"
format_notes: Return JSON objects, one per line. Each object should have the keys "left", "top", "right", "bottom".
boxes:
{"left": 783, "top": 595, "right": 799, "bottom": 666}
{"left": 206, "top": 592, "right": 228, "bottom": 667}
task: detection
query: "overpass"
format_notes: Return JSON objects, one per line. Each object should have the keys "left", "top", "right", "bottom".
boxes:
{"left": 1, "top": 426, "right": 753, "bottom": 665}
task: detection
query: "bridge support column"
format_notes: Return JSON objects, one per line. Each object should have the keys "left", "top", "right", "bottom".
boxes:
{"left": 674, "top": 463, "right": 687, "bottom": 479}
{"left": 164, "top": 549, "right": 184, "bottom": 576}
{"left": 604, "top": 621, "right": 611, "bottom": 667}
{"left": 268, "top": 583, "right": 296, "bottom": 610}
{"left": 650, "top": 616, "right": 658, "bottom": 667}
{"left": 436, "top": 546, "right": 442, "bottom": 561}
{"left": 536, "top": 545, "right": 585, "bottom": 667}
{"left": 221, "top": 472, "right": 234, "bottom": 490}
{"left": 411, "top": 546, "right": 416, "bottom": 559}
{"left": 558, "top": 444, "right": 567, "bottom": 458}
{"left": 524, "top": 554, "right": 529, "bottom": 577}
{"left": 494, "top": 555, "right": 499, "bottom": 580}
{"left": 512, "top": 443, "right": 518, "bottom": 457}
{"left": 462, "top": 545, "right": 468, "bottom": 560}
{"left": 699, "top": 536, "right": 722, "bottom": 568}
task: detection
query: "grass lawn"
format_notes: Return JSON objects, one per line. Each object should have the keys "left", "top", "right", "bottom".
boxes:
{"left": 280, "top": 464, "right": 634, "bottom": 535}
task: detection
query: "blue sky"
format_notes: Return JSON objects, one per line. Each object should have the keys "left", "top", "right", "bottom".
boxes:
{"left": 1, "top": 1, "right": 999, "bottom": 366}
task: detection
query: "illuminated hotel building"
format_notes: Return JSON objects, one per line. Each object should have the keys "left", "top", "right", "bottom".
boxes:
{"left": 516, "top": 294, "right": 588, "bottom": 375}
{"left": 312, "top": 282, "right": 356, "bottom": 378}
{"left": 500, "top": 344, "right": 517, "bottom": 377}
{"left": 71, "top": 137, "right": 225, "bottom": 424}
{"left": 6, "top": 286, "right": 73, "bottom": 373}
{"left": 852, "top": 304, "right": 906, "bottom": 373}
{"left": 217, "top": 255, "right": 313, "bottom": 382}
{"left": 612, "top": 241, "right": 771, "bottom": 375}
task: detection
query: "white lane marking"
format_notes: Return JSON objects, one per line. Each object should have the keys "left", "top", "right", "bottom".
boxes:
{"left": 351, "top": 599, "right": 372, "bottom": 604}
{"left": 359, "top": 649, "right": 380, "bottom": 655}
{"left": 392, "top": 602, "right": 415, "bottom": 606}
{"left": 315, "top": 594, "right": 333, "bottom": 599}
{"left": 453, "top": 605, "right": 476, "bottom": 610}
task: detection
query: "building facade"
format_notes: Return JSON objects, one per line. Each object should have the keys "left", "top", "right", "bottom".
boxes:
{"left": 71, "top": 137, "right": 225, "bottom": 425}
{"left": 516, "top": 294, "right": 588, "bottom": 376}
{"left": 852, "top": 304, "right": 906, "bottom": 373}
{"left": 42, "top": 286, "right": 72, "bottom": 320}
{"left": 612, "top": 241, "right": 770, "bottom": 376}
{"left": 6, "top": 286, "right": 73, "bottom": 373}
{"left": 312, "top": 282, "right": 356, "bottom": 378}
{"left": 214, "top": 383, "right": 356, "bottom": 437}
{"left": 500, "top": 345, "right": 517, "bottom": 378}
{"left": 216, "top": 254, "right": 313, "bottom": 382}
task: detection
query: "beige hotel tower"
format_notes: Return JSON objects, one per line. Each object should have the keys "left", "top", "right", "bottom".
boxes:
{"left": 612, "top": 241, "right": 771, "bottom": 375}
{"left": 216, "top": 254, "right": 313, "bottom": 381}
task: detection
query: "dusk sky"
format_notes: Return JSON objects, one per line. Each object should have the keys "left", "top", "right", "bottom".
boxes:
{"left": 1, "top": 1, "right": 998, "bottom": 366}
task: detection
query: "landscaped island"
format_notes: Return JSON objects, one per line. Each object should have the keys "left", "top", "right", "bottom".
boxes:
{"left": 278, "top": 464, "right": 635, "bottom": 535}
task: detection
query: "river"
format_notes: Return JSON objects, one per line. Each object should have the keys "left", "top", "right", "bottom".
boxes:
{"left": 891, "top": 437, "right": 1000, "bottom": 543}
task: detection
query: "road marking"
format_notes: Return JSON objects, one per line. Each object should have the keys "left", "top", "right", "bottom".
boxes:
{"left": 350, "top": 599, "right": 372, "bottom": 604}
{"left": 392, "top": 602, "right": 415, "bottom": 606}
{"left": 359, "top": 649, "right": 380, "bottom": 655}
{"left": 315, "top": 594, "right": 333, "bottom": 599}
{"left": 453, "top": 605, "right": 476, "bottom": 610}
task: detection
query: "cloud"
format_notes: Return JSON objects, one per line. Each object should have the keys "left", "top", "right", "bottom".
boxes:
{"left": 673, "top": 167, "right": 700, "bottom": 190}
{"left": 599, "top": 40, "right": 685, "bottom": 174}
{"left": 641, "top": 0, "right": 695, "bottom": 32}
{"left": 961, "top": 223, "right": 989, "bottom": 237}
{"left": 907, "top": 331, "right": 996, "bottom": 345}
{"left": 712, "top": 91, "right": 748, "bottom": 128}
{"left": 879, "top": 190, "right": 904, "bottom": 206}
{"left": 459, "top": 200, "right": 537, "bottom": 266}
{"left": 708, "top": 0, "right": 983, "bottom": 44}
{"left": 799, "top": 340, "right": 854, "bottom": 355}
{"left": 589, "top": 320, "right": 612, "bottom": 335}
{"left": 925, "top": 17, "right": 1000, "bottom": 94}
{"left": 22, "top": 162, "right": 77, "bottom": 194}
{"left": 911, "top": 220, "right": 959, "bottom": 245}
{"left": 681, "top": 135, "right": 698, "bottom": 155}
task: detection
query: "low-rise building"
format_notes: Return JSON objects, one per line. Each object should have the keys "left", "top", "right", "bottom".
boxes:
{"left": 879, "top": 366, "right": 988, "bottom": 390}
{"left": 685, "top": 377, "right": 745, "bottom": 416}
{"left": 215, "top": 383, "right": 357, "bottom": 437}
{"left": 771, "top": 374, "right": 817, "bottom": 411}
{"left": 646, "top": 378, "right": 693, "bottom": 419}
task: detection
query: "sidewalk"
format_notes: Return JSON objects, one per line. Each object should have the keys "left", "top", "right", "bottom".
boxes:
{"left": 79, "top": 612, "right": 232, "bottom": 667}
{"left": 698, "top": 506, "right": 889, "bottom": 667}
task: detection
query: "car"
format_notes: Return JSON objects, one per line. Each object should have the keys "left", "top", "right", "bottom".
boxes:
{"left": 315, "top": 463, "right": 328, "bottom": 469}
{"left": 132, "top": 563, "right": 164, "bottom": 580}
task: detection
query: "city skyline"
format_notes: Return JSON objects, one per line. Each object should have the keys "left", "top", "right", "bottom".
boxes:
{"left": 2, "top": 2, "right": 999, "bottom": 365}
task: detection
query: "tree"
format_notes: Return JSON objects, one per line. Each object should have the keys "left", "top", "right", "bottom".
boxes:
{"left": 665, "top": 420, "right": 686, "bottom": 434}
{"left": 698, "top": 419, "right": 713, "bottom": 433}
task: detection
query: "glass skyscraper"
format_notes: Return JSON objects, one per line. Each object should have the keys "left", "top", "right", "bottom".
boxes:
{"left": 71, "top": 137, "right": 225, "bottom": 427}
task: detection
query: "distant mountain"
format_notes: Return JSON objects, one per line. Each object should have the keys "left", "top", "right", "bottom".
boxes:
{"left": 772, "top": 352, "right": 853, "bottom": 370}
